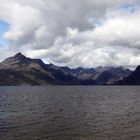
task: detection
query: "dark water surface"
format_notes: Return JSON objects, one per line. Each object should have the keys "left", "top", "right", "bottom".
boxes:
{"left": 0, "top": 86, "right": 140, "bottom": 140}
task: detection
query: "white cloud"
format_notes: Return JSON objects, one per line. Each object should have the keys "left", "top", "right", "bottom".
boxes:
{"left": 0, "top": 0, "right": 140, "bottom": 68}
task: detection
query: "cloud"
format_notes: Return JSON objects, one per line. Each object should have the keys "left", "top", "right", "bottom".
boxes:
{"left": 0, "top": 0, "right": 140, "bottom": 68}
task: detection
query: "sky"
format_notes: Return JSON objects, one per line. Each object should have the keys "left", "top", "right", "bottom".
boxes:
{"left": 0, "top": 0, "right": 140, "bottom": 68}
{"left": 0, "top": 21, "right": 9, "bottom": 46}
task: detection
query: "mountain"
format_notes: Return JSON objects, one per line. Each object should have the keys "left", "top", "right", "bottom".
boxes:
{"left": 116, "top": 66, "right": 140, "bottom": 85}
{"left": 0, "top": 53, "right": 132, "bottom": 85}
{"left": 0, "top": 53, "right": 53, "bottom": 85}
{"left": 93, "top": 66, "right": 131, "bottom": 85}
{"left": 66, "top": 66, "right": 131, "bottom": 85}
{"left": 0, "top": 53, "right": 82, "bottom": 85}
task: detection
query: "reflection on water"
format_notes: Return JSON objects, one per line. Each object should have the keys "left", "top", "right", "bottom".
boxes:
{"left": 0, "top": 86, "right": 140, "bottom": 140}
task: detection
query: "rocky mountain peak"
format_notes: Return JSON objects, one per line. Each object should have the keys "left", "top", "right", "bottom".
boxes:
{"left": 14, "top": 52, "right": 26, "bottom": 59}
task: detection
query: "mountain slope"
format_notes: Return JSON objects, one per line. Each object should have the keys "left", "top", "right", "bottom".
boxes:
{"left": 0, "top": 53, "right": 55, "bottom": 85}
{"left": 116, "top": 66, "right": 140, "bottom": 85}
{"left": 93, "top": 66, "right": 131, "bottom": 85}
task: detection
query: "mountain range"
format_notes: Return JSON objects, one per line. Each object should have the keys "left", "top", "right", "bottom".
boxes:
{"left": 0, "top": 52, "right": 138, "bottom": 85}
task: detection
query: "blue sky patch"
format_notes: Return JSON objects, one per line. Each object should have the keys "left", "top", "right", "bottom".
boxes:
{"left": 0, "top": 20, "right": 9, "bottom": 46}
{"left": 120, "top": 4, "right": 139, "bottom": 13}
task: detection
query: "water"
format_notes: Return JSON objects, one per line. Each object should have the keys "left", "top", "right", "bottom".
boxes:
{"left": 0, "top": 86, "right": 140, "bottom": 140}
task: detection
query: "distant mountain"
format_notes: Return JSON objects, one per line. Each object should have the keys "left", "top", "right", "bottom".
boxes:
{"left": 93, "top": 66, "right": 131, "bottom": 85}
{"left": 116, "top": 66, "right": 140, "bottom": 85}
{"left": 0, "top": 53, "right": 132, "bottom": 85}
